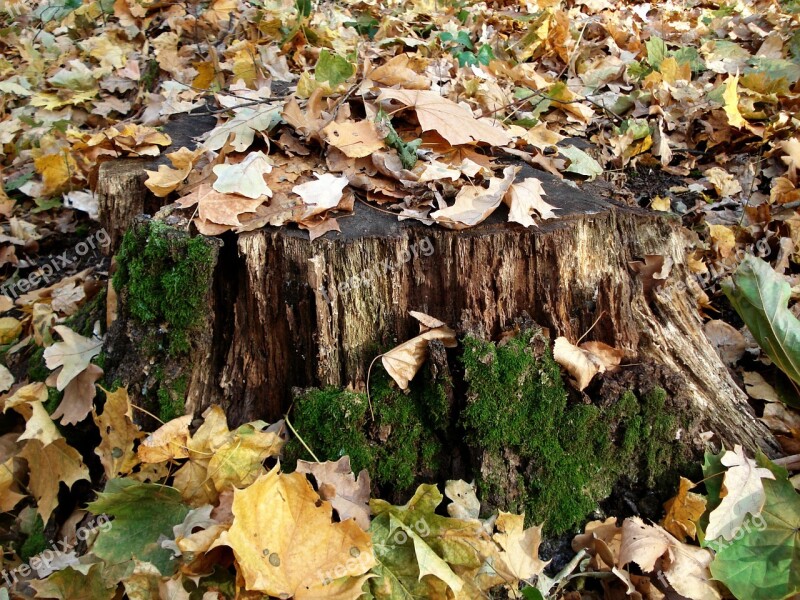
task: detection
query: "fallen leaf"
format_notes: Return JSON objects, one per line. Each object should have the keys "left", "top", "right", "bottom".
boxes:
{"left": 93, "top": 386, "right": 143, "bottom": 479}
{"left": 293, "top": 173, "right": 349, "bottom": 220}
{"left": 553, "top": 336, "right": 605, "bottom": 390}
{"left": 176, "top": 183, "right": 265, "bottom": 227}
{"left": 559, "top": 145, "right": 603, "bottom": 179}
{"left": 322, "top": 120, "right": 385, "bottom": 158}
{"left": 43, "top": 326, "right": 103, "bottom": 391}
{"left": 703, "top": 319, "right": 746, "bottom": 365}
{"left": 212, "top": 151, "right": 273, "bottom": 199}
{"left": 445, "top": 479, "right": 480, "bottom": 520}
{"left": 378, "top": 89, "right": 512, "bottom": 147}
{"left": 215, "top": 467, "right": 375, "bottom": 597}
{"left": 296, "top": 456, "right": 371, "bottom": 530}
{"left": 381, "top": 313, "right": 457, "bottom": 389}
{"left": 661, "top": 477, "right": 706, "bottom": 541}
{"left": 705, "top": 445, "right": 775, "bottom": 541}
{"left": 138, "top": 415, "right": 193, "bottom": 463}
{"left": 144, "top": 147, "right": 201, "bottom": 197}
{"left": 492, "top": 512, "right": 549, "bottom": 580}
{"left": 431, "top": 166, "right": 518, "bottom": 230}
{"left": 503, "top": 177, "right": 559, "bottom": 226}
{"left": 52, "top": 363, "right": 103, "bottom": 425}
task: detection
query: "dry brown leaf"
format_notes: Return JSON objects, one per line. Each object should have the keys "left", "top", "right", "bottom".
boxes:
{"left": 703, "top": 319, "right": 746, "bottom": 366}
{"left": 378, "top": 89, "right": 512, "bottom": 147}
{"left": 504, "top": 177, "right": 559, "bottom": 226}
{"left": 296, "top": 456, "right": 371, "bottom": 530}
{"left": 367, "top": 54, "right": 430, "bottom": 89}
{"left": 618, "top": 517, "right": 720, "bottom": 600}
{"left": 579, "top": 341, "right": 624, "bottom": 371}
{"left": 93, "top": 386, "right": 143, "bottom": 479}
{"left": 144, "top": 147, "right": 202, "bottom": 197}
{"left": 553, "top": 336, "right": 605, "bottom": 390}
{"left": 381, "top": 312, "right": 456, "bottom": 389}
{"left": 176, "top": 183, "right": 265, "bottom": 227}
{"left": 214, "top": 467, "right": 375, "bottom": 597}
{"left": 51, "top": 363, "right": 103, "bottom": 425}
{"left": 138, "top": 414, "right": 193, "bottom": 463}
{"left": 322, "top": 120, "right": 385, "bottom": 158}
{"left": 629, "top": 255, "right": 672, "bottom": 296}
{"left": 431, "top": 166, "right": 518, "bottom": 230}
{"left": 492, "top": 512, "right": 549, "bottom": 581}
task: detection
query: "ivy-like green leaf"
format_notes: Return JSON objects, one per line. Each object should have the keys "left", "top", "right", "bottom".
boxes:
{"left": 87, "top": 478, "right": 191, "bottom": 575}
{"left": 710, "top": 454, "right": 800, "bottom": 600}
{"left": 559, "top": 145, "right": 603, "bottom": 179}
{"left": 315, "top": 50, "right": 355, "bottom": 87}
{"left": 722, "top": 255, "right": 800, "bottom": 402}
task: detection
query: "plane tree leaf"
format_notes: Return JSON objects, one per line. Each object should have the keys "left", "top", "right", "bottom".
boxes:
{"left": 710, "top": 454, "right": 800, "bottom": 600}
{"left": 87, "top": 478, "right": 192, "bottom": 575}
{"left": 722, "top": 254, "right": 800, "bottom": 399}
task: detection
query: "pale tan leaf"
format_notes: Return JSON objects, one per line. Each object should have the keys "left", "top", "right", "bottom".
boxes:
{"left": 212, "top": 151, "right": 273, "bottom": 199}
{"left": 431, "top": 166, "right": 518, "bottom": 230}
{"left": 377, "top": 89, "right": 512, "bottom": 147}
{"left": 553, "top": 336, "right": 605, "bottom": 390}
{"left": 138, "top": 415, "right": 193, "bottom": 463}
{"left": 504, "top": 177, "right": 559, "bottom": 227}
{"left": 43, "top": 326, "right": 102, "bottom": 391}
{"left": 296, "top": 456, "right": 371, "bottom": 530}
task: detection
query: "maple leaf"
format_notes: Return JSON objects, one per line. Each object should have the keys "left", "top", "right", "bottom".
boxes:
{"left": 491, "top": 512, "right": 549, "bottom": 581}
{"left": 19, "top": 438, "right": 90, "bottom": 522}
{"left": 431, "top": 165, "right": 518, "bottom": 230}
{"left": 322, "top": 120, "right": 385, "bottom": 158}
{"left": 51, "top": 363, "right": 103, "bottom": 425}
{"left": 93, "top": 386, "right": 143, "bottom": 479}
{"left": 212, "top": 151, "right": 273, "bottom": 199}
{"left": 377, "top": 89, "right": 512, "bottom": 147}
{"left": 618, "top": 517, "right": 721, "bottom": 600}
{"left": 661, "top": 476, "right": 707, "bottom": 541}
{"left": 705, "top": 445, "right": 775, "bottom": 541}
{"left": 504, "top": 176, "right": 559, "bottom": 227}
{"left": 215, "top": 467, "right": 375, "bottom": 597}
{"left": 296, "top": 456, "right": 372, "bottom": 530}
{"left": 43, "top": 325, "right": 103, "bottom": 390}
{"left": 176, "top": 183, "right": 265, "bottom": 228}
{"left": 381, "top": 312, "right": 457, "bottom": 390}
{"left": 0, "top": 457, "right": 25, "bottom": 512}
{"left": 29, "top": 563, "right": 117, "bottom": 600}
{"left": 138, "top": 415, "right": 193, "bottom": 463}
{"left": 88, "top": 478, "right": 192, "bottom": 575}
{"left": 293, "top": 172, "right": 349, "bottom": 221}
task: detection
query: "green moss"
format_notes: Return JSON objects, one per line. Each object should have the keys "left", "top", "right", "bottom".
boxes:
{"left": 20, "top": 515, "right": 46, "bottom": 561}
{"left": 27, "top": 346, "right": 49, "bottom": 382}
{"left": 44, "top": 387, "right": 62, "bottom": 415}
{"left": 113, "top": 221, "right": 216, "bottom": 355}
{"left": 460, "top": 331, "right": 683, "bottom": 534}
{"left": 285, "top": 370, "right": 449, "bottom": 493}
{"left": 156, "top": 373, "right": 187, "bottom": 422}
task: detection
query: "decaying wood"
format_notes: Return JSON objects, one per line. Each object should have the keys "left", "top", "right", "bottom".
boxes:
{"left": 98, "top": 158, "right": 777, "bottom": 455}
{"left": 96, "top": 159, "right": 151, "bottom": 254}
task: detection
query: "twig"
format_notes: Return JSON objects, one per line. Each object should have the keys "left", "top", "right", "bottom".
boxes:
{"left": 284, "top": 415, "right": 320, "bottom": 462}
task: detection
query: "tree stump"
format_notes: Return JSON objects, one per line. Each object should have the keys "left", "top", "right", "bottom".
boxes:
{"left": 98, "top": 158, "right": 777, "bottom": 456}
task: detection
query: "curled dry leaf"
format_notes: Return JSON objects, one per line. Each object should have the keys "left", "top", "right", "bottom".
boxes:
{"left": 292, "top": 172, "right": 349, "bottom": 221}
{"left": 618, "top": 517, "right": 721, "bottom": 600}
{"left": 553, "top": 337, "right": 607, "bottom": 390}
{"left": 431, "top": 166, "right": 518, "bottom": 230}
{"left": 381, "top": 312, "right": 456, "bottom": 389}
{"left": 144, "top": 147, "right": 202, "bottom": 197}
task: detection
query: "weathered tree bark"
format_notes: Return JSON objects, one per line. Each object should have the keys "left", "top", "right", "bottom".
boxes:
{"left": 98, "top": 158, "right": 778, "bottom": 455}
{"left": 96, "top": 159, "right": 152, "bottom": 253}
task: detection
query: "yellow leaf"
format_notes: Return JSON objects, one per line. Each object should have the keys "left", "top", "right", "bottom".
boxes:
{"left": 650, "top": 196, "right": 671, "bottom": 211}
{"left": 661, "top": 477, "right": 706, "bottom": 541}
{"left": 144, "top": 146, "right": 201, "bottom": 197}
{"left": 493, "top": 512, "right": 549, "bottom": 581}
{"left": 723, "top": 75, "right": 751, "bottom": 131}
{"left": 216, "top": 467, "right": 375, "bottom": 597}
{"left": 0, "top": 316, "right": 22, "bottom": 344}
{"left": 34, "top": 151, "right": 77, "bottom": 195}
{"left": 138, "top": 415, "right": 193, "bottom": 463}
{"left": 93, "top": 386, "right": 143, "bottom": 479}
{"left": 708, "top": 224, "right": 736, "bottom": 258}
{"left": 0, "top": 457, "right": 25, "bottom": 512}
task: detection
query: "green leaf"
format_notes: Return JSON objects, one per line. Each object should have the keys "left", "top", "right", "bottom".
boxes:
{"left": 455, "top": 31, "right": 473, "bottom": 49}
{"left": 710, "top": 454, "right": 800, "bottom": 600}
{"left": 294, "top": 0, "right": 311, "bottom": 18}
{"left": 522, "top": 587, "right": 546, "bottom": 600}
{"left": 722, "top": 255, "right": 800, "bottom": 397}
{"left": 646, "top": 37, "right": 668, "bottom": 69}
{"left": 673, "top": 47, "right": 705, "bottom": 72}
{"left": 559, "top": 145, "right": 603, "bottom": 179}
{"left": 315, "top": 50, "right": 355, "bottom": 87}
{"left": 28, "top": 563, "right": 119, "bottom": 600}
{"left": 87, "top": 478, "right": 191, "bottom": 575}
{"left": 456, "top": 51, "right": 477, "bottom": 67}
{"left": 33, "top": 0, "right": 82, "bottom": 22}
{"left": 476, "top": 44, "right": 494, "bottom": 65}
{"left": 746, "top": 57, "right": 800, "bottom": 86}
